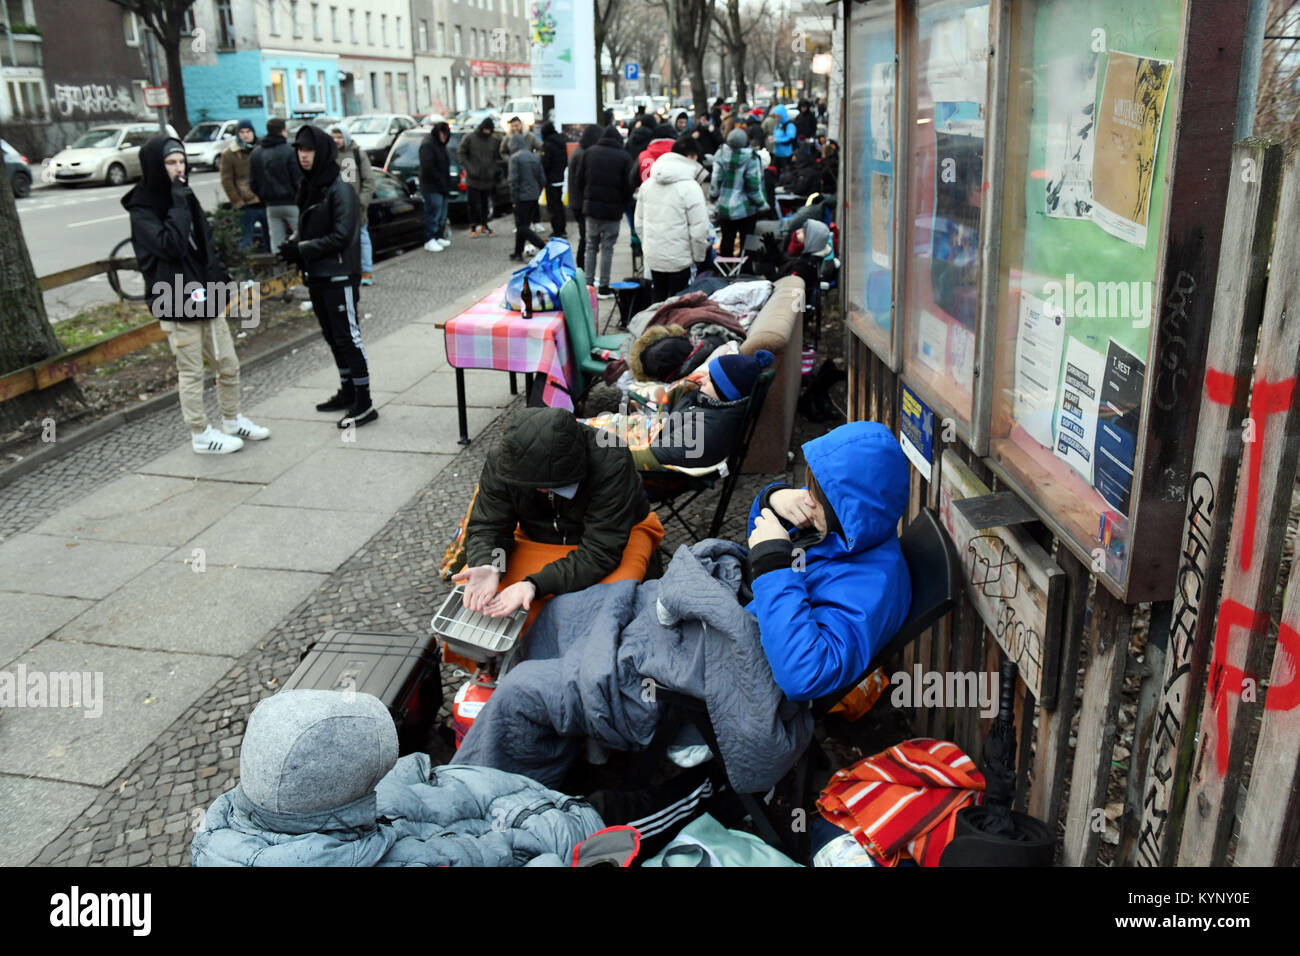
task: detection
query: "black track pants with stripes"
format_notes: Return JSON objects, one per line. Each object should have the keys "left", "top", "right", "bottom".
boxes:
{"left": 309, "top": 280, "right": 371, "bottom": 389}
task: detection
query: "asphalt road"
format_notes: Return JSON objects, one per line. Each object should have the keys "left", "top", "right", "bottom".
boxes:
{"left": 16, "top": 170, "right": 226, "bottom": 322}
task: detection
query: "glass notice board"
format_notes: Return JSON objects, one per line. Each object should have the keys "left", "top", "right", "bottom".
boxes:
{"left": 987, "top": 0, "right": 1183, "bottom": 590}
{"left": 900, "top": 0, "right": 989, "bottom": 434}
{"left": 844, "top": 0, "right": 897, "bottom": 364}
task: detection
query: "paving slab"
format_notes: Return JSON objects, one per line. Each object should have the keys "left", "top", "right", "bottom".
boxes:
{"left": 337, "top": 403, "right": 497, "bottom": 454}
{"left": 178, "top": 504, "right": 393, "bottom": 573}
{"left": 0, "top": 594, "right": 93, "bottom": 668}
{"left": 242, "top": 387, "right": 398, "bottom": 422}
{"left": 249, "top": 445, "right": 446, "bottom": 513}
{"left": 388, "top": 368, "right": 518, "bottom": 409}
{"left": 137, "top": 417, "right": 334, "bottom": 484}
{"left": 0, "top": 639, "right": 235, "bottom": 788}
{"left": 0, "top": 774, "right": 100, "bottom": 866}
{"left": 0, "top": 535, "right": 172, "bottom": 600}
{"left": 292, "top": 342, "right": 446, "bottom": 394}
{"left": 32, "top": 474, "right": 258, "bottom": 547}
{"left": 53, "top": 559, "right": 325, "bottom": 656}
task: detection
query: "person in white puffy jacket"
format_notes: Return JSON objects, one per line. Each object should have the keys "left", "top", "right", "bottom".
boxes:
{"left": 635, "top": 138, "right": 712, "bottom": 302}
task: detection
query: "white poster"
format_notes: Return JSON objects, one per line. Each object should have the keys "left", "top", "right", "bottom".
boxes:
{"left": 1044, "top": 52, "right": 1100, "bottom": 221}
{"left": 925, "top": 6, "right": 988, "bottom": 107}
{"left": 950, "top": 323, "right": 974, "bottom": 395}
{"left": 1053, "top": 336, "right": 1105, "bottom": 483}
{"left": 530, "top": 0, "right": 596, "bottom": 125}
{"left": 870, "top": 61, "right": 895, "bottom": 163}
{"left": 917, "top": 310, "right": 949, "bottom": 376}
{"left": 1013, "top": 292, "right": 1066, "bottom": 448}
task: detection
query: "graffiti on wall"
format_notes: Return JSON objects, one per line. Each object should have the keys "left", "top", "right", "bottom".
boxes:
{"left": 52, "top": 83, "right": 137, "bottom": 118}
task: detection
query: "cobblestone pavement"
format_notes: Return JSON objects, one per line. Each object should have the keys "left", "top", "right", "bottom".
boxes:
{"left": 20, "top": 230, "right": 835, "bottom": 866}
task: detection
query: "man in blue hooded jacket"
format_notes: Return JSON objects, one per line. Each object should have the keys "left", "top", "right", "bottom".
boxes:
{"left": 770, "top": 104, "right": 798, "bottom": 172}
{"left": 745, "top": 421, "right": 912, "bottom": 702}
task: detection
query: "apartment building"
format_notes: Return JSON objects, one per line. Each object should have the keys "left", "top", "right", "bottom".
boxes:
{"left": 409, "top": 0, "right": 531, "bottom": 117}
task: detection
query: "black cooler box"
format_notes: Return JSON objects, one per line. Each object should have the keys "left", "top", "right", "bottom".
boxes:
{"left": 281, "top": 630, "right": 443, "bottom": 755}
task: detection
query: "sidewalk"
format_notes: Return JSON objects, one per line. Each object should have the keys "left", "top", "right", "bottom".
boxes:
{"left": 0, "top": 225, "right": 802, "bottom": 866}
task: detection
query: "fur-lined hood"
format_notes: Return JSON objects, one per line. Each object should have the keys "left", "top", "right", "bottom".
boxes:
{"left": 629, "top": 324, "right": 692, "bottom": 382}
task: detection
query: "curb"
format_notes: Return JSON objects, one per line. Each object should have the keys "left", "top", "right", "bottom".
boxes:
{"left": 0, "top": 265, "right": 514, "bottom": 491}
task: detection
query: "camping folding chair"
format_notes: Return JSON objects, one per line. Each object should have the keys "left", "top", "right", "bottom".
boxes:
{"left": 638, "top": 367, "right": 775, "bottom": 541}
{"left": 631, "top": 506, "right": 963, "bottom": 858}
{"left": 557, "top": 268, "right": 626, "bottom": 397}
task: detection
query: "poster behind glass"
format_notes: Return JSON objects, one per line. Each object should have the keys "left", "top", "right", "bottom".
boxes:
{"left": 990, "top": 0, "right": 1181, "bottom": 587}
{"left": 901, "top": 0, "right": 989, "bottom": 428}
{"left": 845, "top": 1, "right": 897, "bottom": 361}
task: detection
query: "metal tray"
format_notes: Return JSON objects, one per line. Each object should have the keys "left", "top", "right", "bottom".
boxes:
{"left": 430, "top": 586, "right": 527, "bottom": 661}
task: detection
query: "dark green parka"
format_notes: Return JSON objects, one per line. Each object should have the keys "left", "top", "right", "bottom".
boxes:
{"left": 465, "top": 408, "right": 651, "bottom": 597}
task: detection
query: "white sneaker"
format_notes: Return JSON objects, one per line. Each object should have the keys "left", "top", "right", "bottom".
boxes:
{"left": 424, "top": 238, "right": 443, "bottom": 252}
{"left": 193, "top": 426, "right": 243, "bottom": 455}
{"left": 222, "top": 415, "right": 271, "bottom": 441}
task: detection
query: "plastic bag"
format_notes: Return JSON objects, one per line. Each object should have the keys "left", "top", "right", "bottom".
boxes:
{"left": 503, "top": 237, "right": 576, "bottom": 312}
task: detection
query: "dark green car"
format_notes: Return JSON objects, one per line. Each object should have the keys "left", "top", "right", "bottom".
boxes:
{"left": 383, "top": 129, "right": 512, "bottom": 223}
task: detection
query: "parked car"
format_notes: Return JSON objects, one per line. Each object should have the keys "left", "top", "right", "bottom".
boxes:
{"left": 285, "top": 114, "right": 343, "bottom": 139}
{"left": 450, "top": 108, "right": 503, "bottom": 132}
{"left": 416, "top": 112, "right": 450, "bottom": 127}
{"left": 366, "top": 168, "right": 427, "bottom": 256}
{"left": 48, "top": 122, "right": 178, "bottom": 187}
{"left": 382, "top": 127, "right": 512, "bottom": 224}
{"left": 183, "top": 119, "right": 239, "bottom": 171}
{"left": 501, "top": 98, "right": 536, "bottom": 129}
{"left": 342, "top": 113, "right": 418, "bottom": 164}
{"left": 2, "top": 138, "right": 32, "bottom": 197}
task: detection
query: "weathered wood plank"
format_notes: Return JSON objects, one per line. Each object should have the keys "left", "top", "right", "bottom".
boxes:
{"left": 1235, "top": 549, "right": 1300, "bottom": 865}
{"left": 1176, "top": 153, "right": 1300, "bottom": 866}
{"left": 1062, "top": 585, "right": 1133, "bottom": 866}
{"left": 1134, "top": 138, "right": 1282, "bottom": 867}
{"left": 1118, "top": 600, "right": 1171, "bottom": 866}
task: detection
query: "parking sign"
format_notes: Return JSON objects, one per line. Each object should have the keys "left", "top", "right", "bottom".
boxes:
{"left": 623, "top": 62, "right": 639, "bottom": 81}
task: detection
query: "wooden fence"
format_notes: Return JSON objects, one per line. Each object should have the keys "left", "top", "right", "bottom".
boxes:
{"left": 848, "top": 139, "right": 1300, "bottom": 866}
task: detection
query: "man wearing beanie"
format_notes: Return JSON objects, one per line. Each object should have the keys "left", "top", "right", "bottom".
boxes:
{"left": 744, "top": 421, "right": 912, "bottom": 701}
{"left": 710, "top": 127, "right": 769, "bottom": 258}
{"left": 250, "top": 116, "right": 302, "bottom": 251}
{"left": 221, "top": 119, "right": 265, "bottom": 251}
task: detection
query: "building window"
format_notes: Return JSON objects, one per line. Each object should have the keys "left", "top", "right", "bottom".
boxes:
{"left": 329, "top": 85, "right": 337, "bottom": 112}
{"left": 295, "top": 68, "right": 308, "bottom": 106}
{"left": 437, "top": 23, "right": 445, "bottom": 54}
{"left": 381, "top": 14, "right": 388, "bottom": 47}
{"left": 180, "top": 8, "right": 196, "bottom": 34}
{"left": 311, "top": 2, "right": 321, "bottom": 40}
{"left": 316, "top": 70, "right": 326, "bottom": 103}
{"left": 422, "top": 76, "right": 431, "bottom": 110}
{"left": 330, "top": 6, "right": 339, "bottom": 41}
{"left": 486, "top": 0, "right": 492, "bottom": 10}
{"left": 454, "top": 26, "right": 462, "bottom": 55}
{"left": 216, "top": 0, "right": 235, "bottom": 48}
{"left": 123, "top": 10, "right": 140, "bottom": 46}
{"left": 440, "top": 77, "right": 450, "bottom": 111}
{"left": 365, "top": 11, "right": 373, "bottom": 45}
{"left": 290, "top": 1, "right": 302, "bottom": 38}
{"left": 348, "top": 8, "right": 356, "bottom": 43}
{"left": 418, "top": 19, "right": 427, "bottom": 52}
{"left": 471, "top": 28, "right": 478, "bottom": 57}
{"left": 269, "top": 2, "right": 281, "bottom": 35}
{"left": 396, "top": 16, "right": 403, "bottom": 47}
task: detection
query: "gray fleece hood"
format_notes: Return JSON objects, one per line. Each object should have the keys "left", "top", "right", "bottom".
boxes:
{"left": 238, "top": 689, "right": 397, "bottom": 828}
{"left": 329, "top": 124, "right": 354, "bottom": 149}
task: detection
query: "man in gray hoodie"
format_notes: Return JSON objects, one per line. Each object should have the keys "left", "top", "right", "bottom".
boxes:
{"left": 506, "top": 133, "right": 549, "bottom": 262}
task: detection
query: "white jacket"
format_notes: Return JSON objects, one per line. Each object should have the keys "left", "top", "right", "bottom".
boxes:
{"left": 634, "top": 151, "right": 711, "bottom": 273}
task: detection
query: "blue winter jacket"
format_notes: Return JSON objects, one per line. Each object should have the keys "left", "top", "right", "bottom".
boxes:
{"left": 771, "top": 105, "right": 798, "bottom": 160}
{"left": 746, "top": 422, "right": 912, "bottom": 701}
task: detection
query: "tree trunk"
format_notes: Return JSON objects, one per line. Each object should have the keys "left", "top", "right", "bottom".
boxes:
{"left": 0, "top": 158, "right": 84, "bottom": 434}
{"left": 734, "top": 46, "right": 747, "bottom": 103}
{"left": 690, "top": 61, "right": 708, "bottom": 119}
{"left": 161, "top": 25, "right": 191, "bottom": 137}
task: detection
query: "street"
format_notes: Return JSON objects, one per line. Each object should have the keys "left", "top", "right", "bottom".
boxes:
{"left": 17, "top": 170, "right": 225, "bottom": 322}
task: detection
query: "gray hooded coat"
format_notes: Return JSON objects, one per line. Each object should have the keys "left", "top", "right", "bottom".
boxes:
{"left": 506, "top": 133, "right": 547, "bottom": 203}
{"left": 190, "top": 689, "right": 604, "bottom": 866}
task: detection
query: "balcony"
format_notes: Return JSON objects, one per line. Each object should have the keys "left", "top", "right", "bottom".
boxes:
{"left": 0, "top": 30, "right": 43, "bottom": 68}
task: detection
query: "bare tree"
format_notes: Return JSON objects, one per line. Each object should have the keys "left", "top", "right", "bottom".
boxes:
{"left": 712, "top": 0, "right": 767, "bottom": 104}
{"left": 107, "top": 0, "right": 199, "bottom": 136}
{"left": 628, "top": 8, "right": 668, "bottom": 96}
{"left": 654, "top": 0, "right": 718, "bottom": 117}
{"left": 602, "top": 0, "right": 639, "bottom": 102}
{"left": 0, "top": 171, "right": 83, "bottom": 433}
{"left": 749, "top": 9, "right": 796, "bottom": 102}
{"left": 1255, "top": 0, "right": 1300, "bottom": 149}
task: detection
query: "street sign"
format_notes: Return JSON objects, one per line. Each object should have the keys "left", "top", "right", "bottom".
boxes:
{"left": 237, "top": 94, "right": 264, "bottom": 109}
{"left": 623, "top": 62, "right": 639, "bottom": 81}
{"left": 143, "top": 85, "right": 170, "bottom": 108}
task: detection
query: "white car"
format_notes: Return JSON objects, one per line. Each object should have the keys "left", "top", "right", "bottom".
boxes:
{"left": 183, "top": 119, "right": 239, "bottom": 171}
{"left": 502, "top": 98, "right": 536, "bottom": 130}
{"left": 48, "top": 122, "right": 179, "bottom": 187}
{"left": 343, "top": 113, "right": 418, "bottom": 163}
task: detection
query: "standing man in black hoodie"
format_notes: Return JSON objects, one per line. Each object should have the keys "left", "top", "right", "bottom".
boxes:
{"left": 250, "top": 117, "right": 302, "bottom": 253}
{"left": 539, "top": 121, "right": 568, "bottom": 239}
{"left": 571, "top": 124, "right": 633, "bottom": 298}
{"left": 124, "top": 136, "right": 270, "bottom": 454}
{"left": 567, "top": 124, "right": 601, "bottom": 267}
{"left": 278, "top": 125, "right": 377, "bottom": 429}
{"left": 419, "top": 121, "right": 452, "bottom": 252}
{"left": 457, "top": 117, "right": 500, "bottom": 237}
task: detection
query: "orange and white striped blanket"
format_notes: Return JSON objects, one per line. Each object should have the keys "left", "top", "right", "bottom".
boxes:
{"left": 817, "top": 738, "right": 985, "bottom": 867}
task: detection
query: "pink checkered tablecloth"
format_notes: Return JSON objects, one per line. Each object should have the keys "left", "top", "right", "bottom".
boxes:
{"left": 442, "top": 283, "right": 596, "bottom": 411}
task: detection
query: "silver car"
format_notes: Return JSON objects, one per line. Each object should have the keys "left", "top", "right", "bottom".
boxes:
{"left": 49, "top": 122, "right": 178, "bottom": 187}
{"left": 184, "top": 119, "right": 239, "bottom": 171}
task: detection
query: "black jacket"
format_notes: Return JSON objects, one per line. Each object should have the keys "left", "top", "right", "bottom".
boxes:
{"left": 123, "top": 135, "right": 231, "bottom": 322}
{"left": 566, "top": 125, "right": 603, "bottom": 214}
{"left": 419, "top": 123, "right": 452, "bottom": 194}
{"left": 575, "top": 125, "right": 634, "bottom": 221}
{"left": 292, "top": 125, "right": 361, "bottom": 284}
{"left": 465, "top": 407, "right": 650, "bottom": 598}
{"left": 795, "top": 109, "right": 817, "bottom": 139}
{"left": 457, "top": 120, "right": 502, "bottom": 191}
{"left": 540, "top": 123, "right": 568, "bottom": 184}
{"left": 249, "top": 132, "right": 301, "bottom": 205}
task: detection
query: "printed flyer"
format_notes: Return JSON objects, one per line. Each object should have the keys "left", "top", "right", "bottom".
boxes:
{"left": 1044, "top": 51, "right": 1101, "bottom": 221}
{"left": 1093, "top": 339, "right": 1146, "bottom": 515}
{"left": 870, "top": 61, "right": 895, "bottom": 163}
{"left": 1054, "top": 336, "right": 1104, "bottom": 483}
{"left": 1013, "top": 291, "right": 1066, "bottom": 448}
{"left": 1090, "top": 51, "right": 1173, "bottom": 248}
